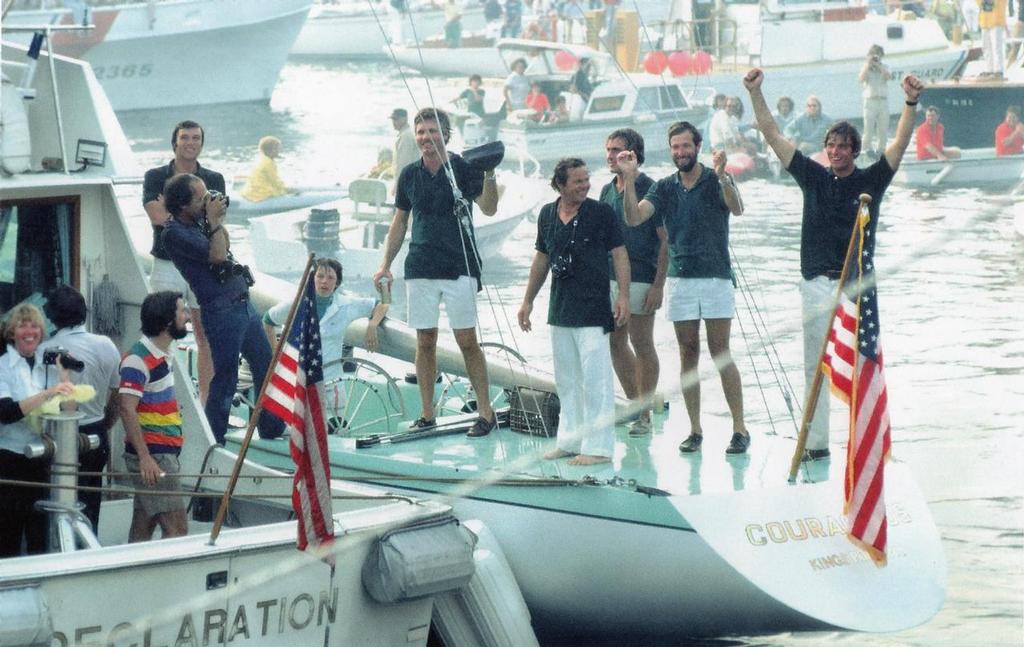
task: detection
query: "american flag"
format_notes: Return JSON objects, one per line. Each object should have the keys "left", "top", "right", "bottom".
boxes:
{"left": 260, "top": 272, "right": 334, "bottom": 558}
{"left": 821, "top": 208, "right": 891, "bottom": 567}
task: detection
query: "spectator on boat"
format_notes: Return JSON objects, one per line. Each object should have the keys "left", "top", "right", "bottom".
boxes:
{"left": 709, "top": 96, "right": 756, "bottom": 155}
{"left": 39, "top": 285, "right": 120, "bottom": 531}
{"left": 367, "top": 147, "right": 395, "bottom": 180}
{"left": 860, "top": 44, "right": 893, "bottom": 159}
{"left": 444, "top": 0, "right": 463, "bottom": 48}
{"left": 744, "top": 67, "right": 924, "bottom": 460}
{"left": 547, "top": 94, "right": 571, "bottom": 124}
{"left": 571, "top": 57, "right": 595, "bottom": 102}
{"left": 600, "top": 0, "right": 621, "bottom": 38}
{"left": 766, "top": 96, "right": 797, "bottom": 150}
{"left": 484, "top": 0, "right": 504, "bottom": 38}
{"left": 978, "top": 0, "right": 1008, "bottom": 78}
{"left": 160, "top": 173, "right": 284, "bottom": 445}
{"left": 458, "top": 74, "right": 487, "bottom": 118}
{"left": 0, "top": 304, "right": 75, "bottom": 557}
{"left": 618, "top": 122, "right": 750, "bottom": 455}
{"left": 240, "top": 136, "right": 291, "bottom": 203}
{"left": 601, "top": 129, "right": 667, "bottom": 436}
{"left": 263, "top": 257, "right": 389, "bottom": 385}
{"left": 995, "top": 105, "right": 1024, "bottom": 155}
{"left": 504, "top": 58, "right": 531, "bottom": 111}
{"left": 567, "top": 86, "right": 587, "bottom": 121}
{"left": 372, "top": 108, "right": 500, "bottom": 439}
{"left": 391, "top": 108, "right": 420, "bottom": 182}
{"left": 785, "top": 96, "right": 833, "bottom": 155}
{"left": 118, "top": 291, "right": 190, "bottom": 542}
{"left": 503, "top": 0, "right": 523, "bottom": 37}
{"left": 518, "top": 157, "right": 630, "bottom": 465}
{"left": 525, "top": 81, "right": 551, "bottom": 120}
{"left": 916, "top": 105, "right": 962, "bottom": 160}
{"left": 712, "top": 93, "right": 727, "bottom": 112}
{"left": 142, "top": 120, "right": 219, "bottom": 406}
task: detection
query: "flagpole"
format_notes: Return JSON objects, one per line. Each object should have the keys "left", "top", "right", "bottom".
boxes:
{"left": 788, "top": 194, "right": 872, "bottom": 482}
{"left": 209, "top": 254, "right": 317, "bottom": 544}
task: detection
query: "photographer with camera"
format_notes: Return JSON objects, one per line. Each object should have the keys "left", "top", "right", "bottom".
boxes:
{"left": 39, "top": 285, "right": 120, "bottom": 530}
{"left": 518, "top": 157, "right": 630, "bottom": 466}
{"left": 0, "top": 304, "right": 76, "bottom": 556}
{"left": 160, "top": 173, "right": 283, "bottom": 445}
{"left": 858, "top": 45, "right": 892, "bottom": 160}
{"left": 143, "top": 120, "right": 222, "bottom": 406}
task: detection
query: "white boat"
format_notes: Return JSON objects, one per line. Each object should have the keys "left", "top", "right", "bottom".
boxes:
{"left": 390, "top": 32, "right": 507, "bottom": 77}
{"left": 462, "top": 73, "right": 714, "bottom": 167}
{"left": 894, "top": 147, "right": 1024, "bottom": 188}
{"left": 0, "top": 40, "right": 508, "bottom": 647}
{"left": 292, "top": 0, "right": 486, "bottom": 58}
{"left": 247, "top": 172, "right": 546, "bottom": 280}
{"left": 655, "top": 0, "right": 968, "bottom": 122}
{"left": 2, "top": 0, "right": 312, "bottom": 111}
{"left": 391, "top": 36, "right": 615, "bottom": 79}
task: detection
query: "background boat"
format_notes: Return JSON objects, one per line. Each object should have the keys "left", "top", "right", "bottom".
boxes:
{"left": 895, "top": 147, "right": 1024, "bottom": 188}
{"left": 2, "top": 0, "right": 312, "bottom": 111}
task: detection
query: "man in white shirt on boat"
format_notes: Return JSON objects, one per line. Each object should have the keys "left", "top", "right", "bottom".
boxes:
{"left": 708, "top": 96, "right": 756, "bottom": 155}
{"left": 142, "top": 120, "right": 221, "bottom": 407}
{"left": 504, "top": 58, "right": 531, "bottom": 112}
{"left": 859, "top": 44, "right": 892, "bottom": 159}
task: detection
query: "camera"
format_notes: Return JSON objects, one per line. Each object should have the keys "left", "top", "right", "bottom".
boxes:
{"left": 43, "top": 348, "right": 85, "bottom": 372}
{"left": 206, "top": 189, "right": 230, "bottom": 208}
{"left": 550, "top": 252, "right": 574, "bottom": 280}
{"left": 211, "top": 260, "right": 255, "bottom": 287}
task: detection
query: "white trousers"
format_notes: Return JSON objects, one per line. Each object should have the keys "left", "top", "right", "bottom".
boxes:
{"left": 982, "top": 26, "right": 1006, "bottom": 74}
{"left": 800, "top": 276, "right": 837, "bottom": 451}
{"left": 551, "top": 326, "right": 615, "bottom": 458}
{"left": 862, "top": 97, "right": 889, "bottom": 154}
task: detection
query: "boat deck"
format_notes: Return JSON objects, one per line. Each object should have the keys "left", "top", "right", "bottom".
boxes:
{"left": 231, "top": 400, "right": 839, "bottom": 502}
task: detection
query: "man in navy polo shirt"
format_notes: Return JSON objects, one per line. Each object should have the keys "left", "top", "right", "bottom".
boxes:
{"left": 142, "top": 120, "right": 221, "bottom": 406}
{"left": 618, "top": 121, "right": 750, "bottom": 456}
{"left": 373, "top": 107, "right": 500, "bottom": 438}
{"left": 160, "top": 173, "right": 283, "bottom": 445}
{"left": 744, "top": 68, "right": 923, "bottom": 460}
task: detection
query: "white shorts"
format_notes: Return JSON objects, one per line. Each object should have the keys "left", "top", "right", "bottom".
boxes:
{"left": 667, "top": 277, "right": 735, "bottom": 321}
{"left": 406, "top": 276, "right": 478, "bottom": 330}
{"left": 149, "top": 258, "right": 199, "bottom": 309}
{"left": 610, "top": 281, "right": 655, "bottom": 316}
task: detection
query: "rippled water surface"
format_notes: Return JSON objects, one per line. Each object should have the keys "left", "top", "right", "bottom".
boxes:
{"left": 119, "top": 59, "right": 1023, "bottom": 647}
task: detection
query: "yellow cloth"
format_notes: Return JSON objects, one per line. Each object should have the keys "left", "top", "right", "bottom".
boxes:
{"left": 27, "top": 384, "right": 97, "bottom": 433}
{"left": 978, "top": 0, "right": 1007, "bottom": 28}
{"left": 241, "top": 154, "right": 288, "bottom": 202}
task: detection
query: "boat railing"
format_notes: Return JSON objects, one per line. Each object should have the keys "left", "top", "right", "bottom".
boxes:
{"left": 648, "top": 17, "right": 741, "bottom": 70}
{"left": 2, "top": 22, "right": 95, "bottom": 175}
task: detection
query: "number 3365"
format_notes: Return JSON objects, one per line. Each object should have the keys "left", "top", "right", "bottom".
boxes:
{"left": 92, "top": 64, "right": 153, "bottom": 80}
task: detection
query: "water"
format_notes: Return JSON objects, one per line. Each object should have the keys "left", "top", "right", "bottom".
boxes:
{"left": 118, "top": 59, "right": 1023, "bottom": 646}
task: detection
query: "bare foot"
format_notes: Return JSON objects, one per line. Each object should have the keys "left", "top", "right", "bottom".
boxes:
{"left": 567, "top": 454, "right": 611, "bottom": 466}
{"left": 543, "top": 448, "right": 577, "bottom": 460}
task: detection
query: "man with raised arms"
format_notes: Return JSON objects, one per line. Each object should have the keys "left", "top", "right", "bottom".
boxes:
{"left": 617, "top": 121, "right": 750, "bottom": 455}
{"left": 743, "top": 68, "right": 923, "bottom": 460}
{"left": 372, "top": 108, "right": 500, "bottom": 438}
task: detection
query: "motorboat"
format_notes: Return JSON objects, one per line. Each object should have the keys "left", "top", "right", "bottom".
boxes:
{"left": 389, "top": 32, "right": 508, "bottom": 78}
{"left": 1, "top": 0, "right": 312, "bottom": 111}
{"left": 462, "top": 73, "right": 714, "bottom": 168}
{"left": 291, "top": 0, "right": 486, "bottom": 58}
{"left": 222, "top": 312, "right": 948, "bottom": 642}
{"left": 246, "top": 172, "right": 547, "bottom": 281}
{"left": 919, "top": 42, "right": 1024, "bottom": 149}
{"left": 652, "top": 0, "right": 969, "bottom": 122}
{"left": 894, "top": 147, "right": 1024, "bottom": 188}
{"left": 0, "top": 40, "right": 529, "bottom": 647}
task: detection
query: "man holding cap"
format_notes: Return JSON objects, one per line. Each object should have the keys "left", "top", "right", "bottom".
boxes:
{"left": 392, "top": 108, "right": 420, "bottom": 180}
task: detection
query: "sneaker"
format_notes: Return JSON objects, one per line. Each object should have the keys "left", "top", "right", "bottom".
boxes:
{"left": 802, "top": 447, "right": 831, "bottom": 461}
{"left": 466, "top": 415, "right": 497, "bottom": 438}
{"left": 678, "top": 433, "right": 703, "bottom": 453}
{"left": 725, "top": 432, "right": 751, "bottom": 455}
{"left": 628, "top": 419, "right": 651, "bottom": 437}
{"left": 409, "top": 417, "right": 436, "bottom": 431}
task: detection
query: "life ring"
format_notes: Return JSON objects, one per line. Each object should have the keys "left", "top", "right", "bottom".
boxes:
{"left": 1, "top": 75, "right": 31, "bottom": 175}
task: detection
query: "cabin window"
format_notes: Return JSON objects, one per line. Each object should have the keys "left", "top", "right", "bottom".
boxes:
{"left": 0, "top": 199, "right": 78, "bottom": 316}
{"left": 635, "top": 87, "right": 661, "bottom": 112}
{"left": 589, "top": 94, "right": 626, "bottom": 113}
{"left": 659, "top": 85, "right": 687, "bottom": 110}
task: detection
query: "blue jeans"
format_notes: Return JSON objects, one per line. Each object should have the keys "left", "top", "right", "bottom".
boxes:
{"left": 201, "top": 300, "right": 284, "bottom": 443}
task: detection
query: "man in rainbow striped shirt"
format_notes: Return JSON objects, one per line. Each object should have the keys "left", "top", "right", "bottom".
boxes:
{"left": 118, "top": 291, "right": 190, "bottom": 542}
